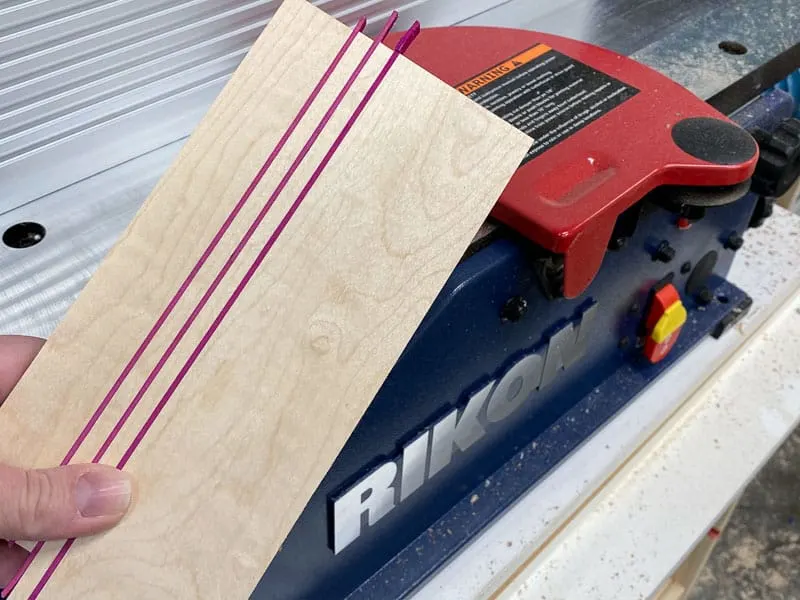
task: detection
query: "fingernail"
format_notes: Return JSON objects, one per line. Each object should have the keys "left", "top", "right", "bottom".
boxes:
{"left": 75, "top": 470, "right": 133, "bottom": 518}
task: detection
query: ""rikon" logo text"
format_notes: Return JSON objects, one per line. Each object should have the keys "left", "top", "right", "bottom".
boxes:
{"left": 331, "top": 303, "right": 597, "bottom": 553}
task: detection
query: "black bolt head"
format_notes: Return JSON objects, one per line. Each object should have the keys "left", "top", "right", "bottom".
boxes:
{"left": 501, "top": 296, "right": 528, "bottom": 323}
{"left": 609, "top": 237, "right": 627, "bottom": 251}
{"left": 654, "top": 241, "right": 676, "bottom": 263}
{"left": 724, "top": 232, "right": 745, "bottom": 251}
{"left": 696, "top": 286, "right": 714, "bottom": 306}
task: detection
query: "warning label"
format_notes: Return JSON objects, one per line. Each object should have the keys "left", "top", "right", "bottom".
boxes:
{"left": 458, "top": 44, "right": 639, "bottom": 164}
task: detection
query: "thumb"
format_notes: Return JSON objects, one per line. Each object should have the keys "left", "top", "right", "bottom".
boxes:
{"left": 0, "top": 463, "right": 133, "bottom": 541}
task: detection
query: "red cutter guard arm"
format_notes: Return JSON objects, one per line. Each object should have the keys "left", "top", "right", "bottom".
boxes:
{"left": 388, "top": 27, "right": 758, "bottom": 297}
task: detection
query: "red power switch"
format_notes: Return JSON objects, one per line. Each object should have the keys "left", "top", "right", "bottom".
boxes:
{"left": 644, "top": 283, "right": 687, "bottom": 363}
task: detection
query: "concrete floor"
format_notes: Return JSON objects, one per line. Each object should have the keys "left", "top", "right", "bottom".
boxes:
{"left": 689, "top": 426, "right": 800, "bottom": 600}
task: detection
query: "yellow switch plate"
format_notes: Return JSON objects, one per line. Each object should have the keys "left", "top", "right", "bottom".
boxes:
{"left": 652, "top": 301, "right": 688, "bottom": 344}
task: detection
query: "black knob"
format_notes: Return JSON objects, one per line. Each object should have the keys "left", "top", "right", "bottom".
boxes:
{"left": 501, "top": 296, "right": 528, "bottom": 323}
{"left": 696, "top": 287, "right": 714, "bottom": 306}
{"left": 653, "top": 241, "right": 676, "bottom": 263}
{"left": 686, "top": 251, "right": 718, "bottom": 297}
{"left": 751, "top": 118, "right": 800, "bottom": 197}
{"left": 724, "top": 232, "right": 744, "bottom": 251}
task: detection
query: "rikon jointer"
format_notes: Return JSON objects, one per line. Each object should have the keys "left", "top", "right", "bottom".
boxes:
{"left": 2, "top": 5, "right": 800, "bottom": 600}
{"left": 248, "top": 26, "right": 800, "bottom": 600}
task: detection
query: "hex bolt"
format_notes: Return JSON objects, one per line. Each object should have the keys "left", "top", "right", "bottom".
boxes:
{"left": 654, "top": 241, "right": 676, "bottom": 263}
{"left": 501, "top": 296, "right": 528, "bottom": 323}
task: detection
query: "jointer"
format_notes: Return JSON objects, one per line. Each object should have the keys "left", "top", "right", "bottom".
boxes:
{"left": 1, "top": 1, "right": 800, "bottom": 599}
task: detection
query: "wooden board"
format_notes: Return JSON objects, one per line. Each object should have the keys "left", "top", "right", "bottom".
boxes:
{"left": 0, "top": 1, "right": 531, "bottom": 597}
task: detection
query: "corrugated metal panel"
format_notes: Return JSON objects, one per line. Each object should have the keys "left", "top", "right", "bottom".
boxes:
{"left": 0, "top": 0, "right": 508, "bottom": 214}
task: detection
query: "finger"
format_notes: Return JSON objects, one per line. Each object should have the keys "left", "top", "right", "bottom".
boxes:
{"left": 0, "top": 543, "right": 28, "bottom": 587}
{"left": 0, "top": 463, "right": 133, "bottom": 541}
{"left": 0, "top": 336, "right": 45, "bottom": 403}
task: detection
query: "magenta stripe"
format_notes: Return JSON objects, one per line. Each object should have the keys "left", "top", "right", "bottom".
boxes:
{"left": 1, "top": 19, "right": 368, "bottom": 600}
{"left": 65, "top": 17, "right": 367, "bottom": 469}
{"left": 115, "top": 22, "right": 421, "bottom": 473}
{"left": 24, "top": 17, "right": 422, "bottom": 600}
{"left": 89, "top": 16, "right": 387, "bottom": 466}
{"left": 107, "top": 11, "right": 397, "bottom": 471}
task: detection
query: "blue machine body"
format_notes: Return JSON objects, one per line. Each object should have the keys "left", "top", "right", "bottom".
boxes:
{"left": 772, "top": 69, "right": 800, "bottom": 117}
{"left": 251, "top": 84, "right": 794, "bottom": 600}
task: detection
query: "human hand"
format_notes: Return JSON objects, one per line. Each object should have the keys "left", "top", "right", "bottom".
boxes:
{"left": 0, "top": 336, "right": 133, "bottom": 585}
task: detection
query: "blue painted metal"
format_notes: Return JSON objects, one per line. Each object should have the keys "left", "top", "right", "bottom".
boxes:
{"left": 250, "top": 87, "right": 781, "bottom": 600}
{"left": 771, "top": 68, "right": 800, "bottom": 117}
{"left": 350, "top": 277, "right": 747, "bottom": 600}
{"left": 736, "top": 88, "right": 795, "bottom": 132}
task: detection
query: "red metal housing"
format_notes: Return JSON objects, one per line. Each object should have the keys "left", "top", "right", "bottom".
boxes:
{"left": 389, "top": 27, "right": 758, "bottom": 297}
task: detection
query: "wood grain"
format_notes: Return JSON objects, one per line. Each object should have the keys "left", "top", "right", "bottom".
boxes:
{"left": 0, "top": 0, "right": 530, "bottom": 597}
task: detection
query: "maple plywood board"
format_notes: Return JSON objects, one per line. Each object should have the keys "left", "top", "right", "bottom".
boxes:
{"left": 0, "top": 0, "right": 530, "bottom": 597}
